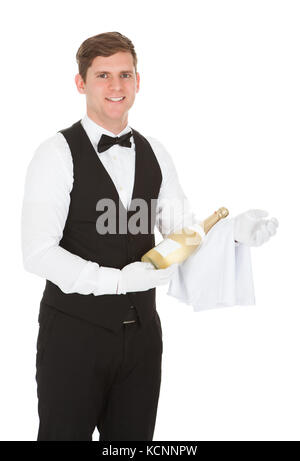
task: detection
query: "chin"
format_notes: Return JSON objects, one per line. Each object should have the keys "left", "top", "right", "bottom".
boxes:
{"left": 107, "top": 110, "right": 127, "bottom": 117}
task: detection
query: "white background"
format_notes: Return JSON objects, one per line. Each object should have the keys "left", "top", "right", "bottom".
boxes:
{"left": 0, "top": 0, "right": 299, "bottom": 441}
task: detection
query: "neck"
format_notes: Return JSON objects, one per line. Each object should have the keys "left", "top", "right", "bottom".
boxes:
{"left": 86, "top": 109, "right": 128, "bottom": 135}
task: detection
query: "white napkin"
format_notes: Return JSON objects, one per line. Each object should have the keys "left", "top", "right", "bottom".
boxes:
{"left": 167, "top": 217, "right": 256, "bottom": 311}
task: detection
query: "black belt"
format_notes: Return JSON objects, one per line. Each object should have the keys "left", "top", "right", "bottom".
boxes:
{"left": 122, "top": 305, "right": 139, "bottom": 324}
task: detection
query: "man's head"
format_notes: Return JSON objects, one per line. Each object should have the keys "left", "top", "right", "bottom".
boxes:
{"left": 75, "top": 32, "right": 140, "bottom": 134}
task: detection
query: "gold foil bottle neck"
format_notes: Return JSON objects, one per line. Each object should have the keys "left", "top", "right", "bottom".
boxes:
{"left": 203, "top": 207, "right": 229, "bottom": 234}
{"left": 216, "top": 207, "right": 229, "bottom": 220}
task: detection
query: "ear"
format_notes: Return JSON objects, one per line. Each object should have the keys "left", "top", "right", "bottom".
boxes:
{"left": 75, "top": 73, "right": 86, "bottom": 94}
{"left": 136, "top": 72, "right": 140, "bottom": 93}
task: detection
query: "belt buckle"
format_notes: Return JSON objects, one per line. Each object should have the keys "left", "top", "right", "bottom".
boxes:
{"left": 122, "top": 305, "right": 138, "bottom": 324}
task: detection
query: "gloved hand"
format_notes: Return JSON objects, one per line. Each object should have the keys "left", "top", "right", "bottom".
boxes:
{"left": 233, "top": 209, "right": 279, "bottom": 247}
{"left": 117, "top": 261, "right": 179, "bottom": 294}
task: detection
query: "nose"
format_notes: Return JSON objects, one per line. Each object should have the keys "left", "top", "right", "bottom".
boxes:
{"left": 108, "top": 76, "right": 123, "bottom": 92}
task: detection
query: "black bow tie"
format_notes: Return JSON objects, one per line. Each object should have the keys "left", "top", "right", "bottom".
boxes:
{"left": 97, "top": 131, "right": 132, "bottom": 153}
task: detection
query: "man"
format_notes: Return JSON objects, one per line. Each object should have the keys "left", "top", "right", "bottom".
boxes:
{"left": 21, "top": 32, "right": 278, "bottom": 441}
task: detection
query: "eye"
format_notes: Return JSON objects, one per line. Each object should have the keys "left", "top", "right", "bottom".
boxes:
{"left": 97, "top": 73, "right": 131, "bottom": 79}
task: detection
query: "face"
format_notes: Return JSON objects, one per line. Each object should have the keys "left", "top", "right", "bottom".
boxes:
{"left": 75, "top": 51, "right": 140, "bottom": 134}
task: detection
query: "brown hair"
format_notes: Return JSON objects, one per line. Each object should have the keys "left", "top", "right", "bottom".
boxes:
{"left": 76, "top": 32, "right": 138, "bottom": 83}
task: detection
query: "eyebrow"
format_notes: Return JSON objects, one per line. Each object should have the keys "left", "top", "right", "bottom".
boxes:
{"left": 94, "top": 70, "right": 134, "bottom": 75}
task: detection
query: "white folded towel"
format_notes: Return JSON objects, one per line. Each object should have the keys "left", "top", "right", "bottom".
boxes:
{"left": 167, "top": 217, "right": 256, "bottom": 311}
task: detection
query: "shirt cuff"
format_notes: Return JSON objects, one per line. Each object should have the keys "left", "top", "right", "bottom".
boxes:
{"left": 187, "top": 222, "right": 206, "bottom": 241}
{"left": 116, "top": 272, "right": 126, "bottom": 295}
{"left": 94, "top": 266, "right": 122, "bottom": 295}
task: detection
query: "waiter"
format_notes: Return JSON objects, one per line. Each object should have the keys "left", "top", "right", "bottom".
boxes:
{"left": 21, "top": 31, "right": 278, "bottom": 441}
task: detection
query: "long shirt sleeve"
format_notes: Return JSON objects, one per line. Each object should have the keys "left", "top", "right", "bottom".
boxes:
{"left": 21, "top": 132, "right": 121, "bottom": 296}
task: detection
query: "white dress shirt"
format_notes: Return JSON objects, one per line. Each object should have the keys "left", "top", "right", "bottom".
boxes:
{"left": 21, "top": 113, "right": 255, "bottom": 307}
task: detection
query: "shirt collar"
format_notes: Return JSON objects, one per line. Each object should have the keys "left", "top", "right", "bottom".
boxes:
{"left": 80, "top": 113, "right": 132, "bottom": 150}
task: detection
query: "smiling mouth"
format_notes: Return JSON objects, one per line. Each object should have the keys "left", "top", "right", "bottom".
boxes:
{"left": 105, "top": 97, "right": 126, "bottom": 103}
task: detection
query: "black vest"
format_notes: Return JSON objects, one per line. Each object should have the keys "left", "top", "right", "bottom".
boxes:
{"left": 40, "top": 120, "right": 162, "bottom": 333}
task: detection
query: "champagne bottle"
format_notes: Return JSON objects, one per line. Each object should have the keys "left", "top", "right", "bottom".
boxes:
{"left": 141, "top": 207, "right": 229, "bottom": 269}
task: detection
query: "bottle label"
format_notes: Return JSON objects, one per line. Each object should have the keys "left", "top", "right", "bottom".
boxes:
{"left": 155, "top": 238, "right": 181, "bottom": 258}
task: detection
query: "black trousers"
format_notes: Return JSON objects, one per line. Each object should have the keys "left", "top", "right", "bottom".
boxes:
{"left": 35, "top": 302, "right": 163, "bottom": 441}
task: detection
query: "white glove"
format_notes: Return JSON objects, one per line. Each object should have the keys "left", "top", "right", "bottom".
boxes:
{"left": 117, "top": 261, "right": 179, "bottom": 294}
{"left": 233, "top": 209, "right": 279, "bottom": 247}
